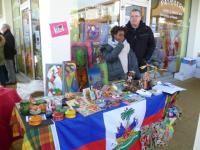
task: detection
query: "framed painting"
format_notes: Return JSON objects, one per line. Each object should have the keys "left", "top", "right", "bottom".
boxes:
{"left": 85, "top": 22, "right": 100, "bottom": 42}
{"left": 63, "top": 61, "right": 79, "bottom": 92}
{"left": 100, "top": 23, "right": 110, "bottom": 45}
{"left": 88, "top": 67, "right": 103, "bottom": 89}
{"left": 71, "top": 42, "right": 92, "bottom": 90}
{"left": 45, "top": 64, "right": 63, "bottom": 96}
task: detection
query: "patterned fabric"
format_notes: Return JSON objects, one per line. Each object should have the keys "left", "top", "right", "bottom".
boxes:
{"left": 11, "top": 108, "right": 55, "bottom": 150}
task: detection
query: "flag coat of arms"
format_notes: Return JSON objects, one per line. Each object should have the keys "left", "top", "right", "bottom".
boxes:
{"left": 103, "top": 100, "right": 146, "bottom": 150}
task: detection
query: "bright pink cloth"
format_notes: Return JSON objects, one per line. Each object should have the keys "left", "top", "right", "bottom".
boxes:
{"left": 0, "top": 87, "right": 21, "bottom": 150}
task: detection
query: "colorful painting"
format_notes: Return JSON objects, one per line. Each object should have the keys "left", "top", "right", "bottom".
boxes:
{"left": 63, "top": 61, "right": 79, "bottom": 92}
{"left": 85, "top": 22, "right": 100, "bottom": 42}
{"left": 45, "top": 64, "right": 63, "bottom": 96}
{"left": 71, "top": 42, "right": 91, "bottom": 90}
{"left": 95, "top": 63, "right": 109, "bottom": 85}
{"left": 71, "top": 42, "right": 93, "bottom": 68}
{"left": 92, "top": 43, "right": 105, "bottom": 64}
{"left": 88, "top": 67, "right": 103, "bottom": 89}
{"left": 49, "top": 21, "right": 69, "bottom": 38}
{"left": 100, "top": 23, "right": 110, "bottom": 45}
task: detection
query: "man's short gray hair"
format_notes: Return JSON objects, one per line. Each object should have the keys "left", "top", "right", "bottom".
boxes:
{"left": 131, "top": 9, "right": 141, "bottom": 15}
{"left": 2, "top": 24, "right": 10, "bottom": 30}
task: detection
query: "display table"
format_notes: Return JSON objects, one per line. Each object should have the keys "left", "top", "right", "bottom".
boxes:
{"left": 11, "top": 92, "right": 179, "bottom": 150}
{"left": 0, "top": 87, "right": 21, "bottom": 150}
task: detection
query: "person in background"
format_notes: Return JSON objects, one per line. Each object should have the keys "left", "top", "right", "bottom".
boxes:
{"left": 1, "top": 24, "right": 16, "bottom": 84}
{"left": 0, "top": 33, "right": 6, "bottom": 86}
{"left": 101, "top": 26, "right": 140, "bottom": 81}
{"left": 126, "top": 9, "right": 155, "bottom": 71}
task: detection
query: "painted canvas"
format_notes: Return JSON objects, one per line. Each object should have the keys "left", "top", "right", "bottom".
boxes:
{"left": 46, "top": 64, "right": 63, "bottom": 96}
{"left": 71, "top": 42, "right": 93, "bottom": 68}
{"left": 63, "top": 61, "right": 79, "bottom": 92}
{"left": 85, "top": 22, "right": 100, "bottom": 42}
{"left": 95, "top": 63, "right": 109, "bottom": 85}
{"left": 100, "top": 23, "right": 110, "bottom": 45}
{"left": 92, "top": 43, "right": 105, "bottom": 64}
{"left": 88, "top": 67, "right": 103, "bottom": 89}
{"left": 71, "top": 42, "right": 91, "bottom": 90}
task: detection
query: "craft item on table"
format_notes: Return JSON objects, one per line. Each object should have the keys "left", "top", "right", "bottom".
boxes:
{"left": 20, "top": 101, "right": 30, "bottom": 115}
{"left": 143, "top": 72, "right": 152, "bottom": 90}
{"left": 65, "top": 92, "right": 76, "bottom": 100}
{"left": 46, "top": 100, "right": 56, "bottom": 112}
{"left": 63, "top": 61, "right": 79, "bottom": 92}
{"left": 123, "top": 71, "right": 142, "bottom": 92}
{"left": 100, "top": 23, "right": 109, "bottom": 45}
{"left": 76, "top": 102, "right": 101, "bottom": 117}
{"left": 65, "top": 109, "right": 76, "bottom": 118}
{"left": 95, "top": 99, "right": 107, "bottom": 109}
{"left": 29, "top": 115, "right": 42, "bottom": 126}
{"left": 46, "top": 64, "right": 63, "bottom": 96}
{"left": 66, "top": 98, "right": 89, "bottom": 109}
{"left": 39, "top": 103, "right": 46, "bottom": 113}
{"left": 83, "top": 88, "right": 92, "bottom": 101}
{"left": 90, "top": 89, "right": 96, "bottom": 101}
{"left": 136, "top": 89, "right": 152, "bottom": 97}
{"left": 94, "top": 89, "right": 102, "bottom": 99}
{"left": 111, "top": 80, "right": 125, "bottom": 93}
{"left": 97, "top": 98, "right": 122, "bottom": 109}
{"left": 85, "top": 22, "right": 100, "bottom": 42}
{"left": 121, "top": 93, "right": 145, "bottom": 104}
{"left": 26, "top": 114, "right": 46, "bottom": 122}
{"left": 30, "top": 105, "right": 41, "bottom": 115}
{"left": 52, "top": 112, "right": 64, "bottom": 121}
{"left": 101, "top": 85, "right": 119, "bottom": 98}
{"left": 88, "top": 67, "right": 103, "bottom": 89}
{"left": 140, "top": 64, "right": 167, "bottom": 80}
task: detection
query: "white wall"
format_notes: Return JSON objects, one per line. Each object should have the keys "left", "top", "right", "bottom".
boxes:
{"left": 187, "top": 0, "right": 200, "bottom": 58}
{"left": 0, "top": 0, "right": 13, "bottom": 32}
{"left": 39, "top": 0, "right": 76, "bottom": 92}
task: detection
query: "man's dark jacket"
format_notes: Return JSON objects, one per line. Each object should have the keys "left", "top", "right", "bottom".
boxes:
{"left": 126, "top": 21, "right": 155, "bottom": 67}
{"left": 3, "top": 30, "right": 16, "bottom": 60}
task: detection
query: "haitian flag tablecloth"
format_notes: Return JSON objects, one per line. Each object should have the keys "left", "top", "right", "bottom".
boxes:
{"left": 54, "top": 93, "right": 167, "bottom": 150}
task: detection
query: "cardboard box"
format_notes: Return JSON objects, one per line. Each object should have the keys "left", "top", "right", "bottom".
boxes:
{"left": 174, "top": 72, "right": 193, "bottom": 81}
{"left": 194, "top": 68, "right": 200, "bottom": 78}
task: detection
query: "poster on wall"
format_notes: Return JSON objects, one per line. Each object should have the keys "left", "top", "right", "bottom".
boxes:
{"left": 45, "top": 64, "right": 63, "bottom": 96}
{"left": 49, "top": 21, "right": 69, "bottom": 38}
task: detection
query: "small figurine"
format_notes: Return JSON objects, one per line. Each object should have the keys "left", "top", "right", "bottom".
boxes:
{"left": 143, "top": 72, "right": 151, "bottom": 90}
{"left": 127, "top": 71, "right": 135, "bottom": 84}
{"left": 123, "top": 71, "right": 140, "bottom": 92}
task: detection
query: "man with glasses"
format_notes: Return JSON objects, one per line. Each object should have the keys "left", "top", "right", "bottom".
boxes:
{"left": 126, "top": 9, "right": 155, "bottom": 71}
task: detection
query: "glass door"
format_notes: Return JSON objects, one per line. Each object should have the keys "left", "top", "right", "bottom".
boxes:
{"left": 21, "top": 2, "right": 35, "bottom": 78}
{"left": 120, "top": 0, "right": 151, "bottom": 26}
